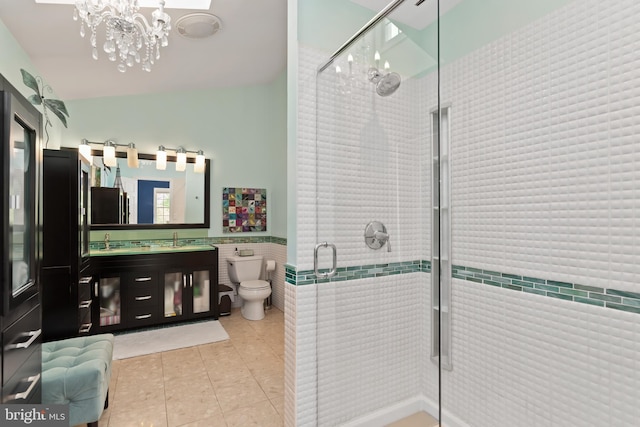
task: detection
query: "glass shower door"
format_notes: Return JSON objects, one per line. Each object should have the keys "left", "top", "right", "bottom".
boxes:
{"left": 313, "top": 1, "right": 440, "bottom": 424}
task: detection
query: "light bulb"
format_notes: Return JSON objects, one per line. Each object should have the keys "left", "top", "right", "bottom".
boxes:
{"left": 384, "top": 60, "right": 390, "bottom": 70}
{"left": 156, "top": 146, "right": 167, "bottom": 170}
{"left": 176, "top": 148, "right": 187, "bottom": 172}
{"left": 79, "top": 139, "right": 93, "bottom": 164}
{"left": 103, "top": 141, "right": 116, "bottom": 167}
{"left": 194, "top": 150, "right": 205, "bottom": 174}
{"left": 127, "top": 143, "right": 139, "bottom": 168}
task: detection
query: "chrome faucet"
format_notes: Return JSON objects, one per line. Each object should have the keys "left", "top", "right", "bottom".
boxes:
{"left": 104, "top": 233, "right": 110, "bottom": 250}
{"left": 173, "top": 231, "right": 178, "bottom": 247}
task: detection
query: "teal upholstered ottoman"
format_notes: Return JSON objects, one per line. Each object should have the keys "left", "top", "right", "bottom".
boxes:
{"left": 41, "top": 334, "right": 114, "bottom": 427}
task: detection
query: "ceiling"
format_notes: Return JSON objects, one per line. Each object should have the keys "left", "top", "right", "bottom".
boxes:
{"left": 0, "top": 0, "right": 287, "bottom": 100}
{"left": 0, "top": 0, "right": 465, "bottom": 101}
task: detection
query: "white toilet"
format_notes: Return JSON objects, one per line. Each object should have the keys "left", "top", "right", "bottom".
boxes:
{"left": 227, "top": 255, "right": 272, "bottom": 320}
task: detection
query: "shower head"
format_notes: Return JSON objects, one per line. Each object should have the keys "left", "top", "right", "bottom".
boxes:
{"left": 367, "top": 67, "right": 401, "bottom": 97}
{"left": 376, "top": 72, "right": 401, "bottom": 97}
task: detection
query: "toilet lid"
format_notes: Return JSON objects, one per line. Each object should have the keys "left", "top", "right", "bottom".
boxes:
{"left": 240, "top": 280, "right": 270, "bottom": 290}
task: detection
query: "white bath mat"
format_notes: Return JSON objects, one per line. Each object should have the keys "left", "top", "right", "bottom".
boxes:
{"left": 112, "top": 320, "right": 229, "bottom": 360}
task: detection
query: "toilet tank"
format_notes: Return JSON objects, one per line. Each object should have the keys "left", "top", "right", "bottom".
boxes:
{"left": 227, "top": 255, "right": 264, "bottom": 283}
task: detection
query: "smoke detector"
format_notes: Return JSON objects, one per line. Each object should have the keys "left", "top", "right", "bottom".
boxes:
{"left": 176, "top": 13, "right": 222, "bottom": 39}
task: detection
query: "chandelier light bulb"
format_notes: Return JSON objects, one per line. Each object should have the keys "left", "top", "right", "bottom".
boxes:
{"left": 74, "top": 0, "right": 172, "bottom": 73}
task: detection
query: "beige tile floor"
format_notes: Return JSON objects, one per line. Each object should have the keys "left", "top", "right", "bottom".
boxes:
{"left": 91, "top": 307, "right": 285, "bottom": 427}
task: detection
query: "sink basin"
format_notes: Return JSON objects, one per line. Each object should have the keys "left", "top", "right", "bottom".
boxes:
{"left": 90, "top": 245, "right": 214, "bottom": 257}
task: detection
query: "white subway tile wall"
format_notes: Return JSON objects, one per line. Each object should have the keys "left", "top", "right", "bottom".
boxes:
{"left": 438, "top": 1, "right": 640, "bottom": 425}
{"left": 289, "top": 1, "right": 640, "bottom": 426}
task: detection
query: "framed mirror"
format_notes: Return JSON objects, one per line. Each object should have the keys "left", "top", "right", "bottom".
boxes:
{"left": 88, "top": 150, "right": 210, "bottom": 230}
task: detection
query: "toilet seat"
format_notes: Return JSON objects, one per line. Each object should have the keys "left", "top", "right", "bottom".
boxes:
{"left": 240, "top": 280, "right": 270, "bottom": 290}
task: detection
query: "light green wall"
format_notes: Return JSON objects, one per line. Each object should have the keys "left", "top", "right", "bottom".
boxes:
{"left": 65, "top": 75, "right": 287, "bottom": 240}
{"left": 0, "top": 18, "right": 40, "bottom": 99}
{"left": 0, "top": 17, "right": 64, "bottom": 148}
{"left": 2, "top": 15, "right": 286, "bottom": 241}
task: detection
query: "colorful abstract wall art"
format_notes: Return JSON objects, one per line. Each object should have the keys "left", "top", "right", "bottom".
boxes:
{"left": 222, "top": 187, "right": 267, "bottom": 233}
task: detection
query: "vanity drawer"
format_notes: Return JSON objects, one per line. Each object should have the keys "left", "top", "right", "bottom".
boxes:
{"left": 3, "top": 305, "right": 41, "bottom": 386}
{"left": 127, "top": 272, "right": 158, "bottom": 306}
{"left": 126, "top": 304, "right": 159, "bottom": 326}
{"left": 2, "top": 348, "right": 41, "bottom": 403}
{"left": 78, "top": 275, "right": 93, "bottom": 302}
{"left": 78, "top": 304, "right": 92, "bottom": 334}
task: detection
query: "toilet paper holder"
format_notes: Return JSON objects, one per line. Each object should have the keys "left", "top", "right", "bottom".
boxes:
{"left": 264, "top": 260, "right": 276, "bottom": 310}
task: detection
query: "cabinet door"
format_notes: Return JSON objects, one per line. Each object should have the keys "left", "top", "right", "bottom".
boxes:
{"left": 191, "top": 269, "right": 211, "bottom": 315}
{"left": 98, "top": 275, "right": 122, "bottom": 328}
{"left": 163, "top": 271, "right": 185, "bottom": 319}
{"left": 163, "top": 268, "right": 213, "bottom": 320}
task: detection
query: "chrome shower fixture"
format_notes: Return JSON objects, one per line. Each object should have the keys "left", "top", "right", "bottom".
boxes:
{"left": 368, "top": 67, "right": 401, "bottom": 97}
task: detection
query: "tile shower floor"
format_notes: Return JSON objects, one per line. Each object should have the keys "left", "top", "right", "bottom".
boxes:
{"left": 91, "top": 307, "right": 285, "bottom": 427}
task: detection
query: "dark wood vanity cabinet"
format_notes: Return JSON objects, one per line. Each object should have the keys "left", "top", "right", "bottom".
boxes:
{"left": 91, "top": 187, "right": 128, "bottom": 225}
{"left": 91, "top": 249, "right": 219, "bottom": 333}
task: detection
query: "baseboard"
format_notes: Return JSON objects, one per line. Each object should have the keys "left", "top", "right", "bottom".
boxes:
{"left": 339, "top": 394, "right": 470, "bottom": 427}
{"left": 340, "top": 395, "right": 435, "bottom": 427}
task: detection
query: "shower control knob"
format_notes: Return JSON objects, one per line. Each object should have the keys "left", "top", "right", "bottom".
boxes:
{"left": 364, "top": 221, "right": 391, "bottom": 251}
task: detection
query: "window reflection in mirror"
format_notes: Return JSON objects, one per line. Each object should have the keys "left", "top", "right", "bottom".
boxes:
{"left": 89, "top": 151, "right": 210, "bottom": 229}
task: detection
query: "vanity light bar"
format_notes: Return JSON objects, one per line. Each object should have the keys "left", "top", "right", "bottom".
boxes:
{"left": 155, "top": 145, "right": 206, "bottom": 173}
{"left": 78, "top": 139, "right": 206, "bottom": 173}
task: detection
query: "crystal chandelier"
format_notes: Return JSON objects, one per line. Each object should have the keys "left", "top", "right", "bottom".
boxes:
{"left": 73, "top": 0, "right": 172, "bottom": 72}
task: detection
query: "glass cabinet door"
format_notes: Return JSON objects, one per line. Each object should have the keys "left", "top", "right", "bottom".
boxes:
{"left": 192, "top": 270, "right": 210, "bottom": 314}
{"left": 99, "top": 276, "right": 121, "bottom": 326}
{"left": 164, "top": 272, "right": 184, "bottom": 318}
{"left": 9, "top": 106, "right": 35, "bottom": 299}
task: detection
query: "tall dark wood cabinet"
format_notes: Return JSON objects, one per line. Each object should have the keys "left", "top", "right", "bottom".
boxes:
{"left": 41, "top": 149, "right": 92, "bottom": 341}
{"left": 91, "top": 187, "right": 126, "bottom": 224}
{"left": 0, "top": 75, "right": 43, "bottom": 404}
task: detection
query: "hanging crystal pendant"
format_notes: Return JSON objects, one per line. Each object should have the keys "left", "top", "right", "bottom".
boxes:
{"left": 73, "top": 0, "right": 172, "bottom": 72}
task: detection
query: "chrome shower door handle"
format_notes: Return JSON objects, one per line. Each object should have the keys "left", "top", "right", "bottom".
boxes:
{"left": 314, "top": 242, "right": 337, "bottom": 279}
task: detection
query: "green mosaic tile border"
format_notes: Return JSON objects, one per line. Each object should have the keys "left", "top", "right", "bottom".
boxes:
{"left": 90, "top": 236, "right": 287, "bottom": 250}
{"left": 285, "top": 260, "right": 431, "bottom": 285}
{"left": 453, "top": 265, "right": 640, "bottom": 315}
{"left": 284, "top": 260, "right": 640, "bottom": 316}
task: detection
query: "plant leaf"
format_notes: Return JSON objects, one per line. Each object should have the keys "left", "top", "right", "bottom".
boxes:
{"left": 20, "top": 69, "right": 40, "bottom": 94}
{"left": 44, "top": 103, "right": 68, "bottom": 128}
{"left": 43, "top": 98, "right": 69, "bottom": 117}
{"left": 28, "top": 95, "right": 42, "bottom": 105}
